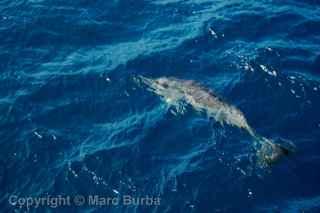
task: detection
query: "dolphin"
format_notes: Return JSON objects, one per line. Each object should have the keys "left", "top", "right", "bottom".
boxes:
{"left": 135, "top": 75, "right": 296, "bottom": 166}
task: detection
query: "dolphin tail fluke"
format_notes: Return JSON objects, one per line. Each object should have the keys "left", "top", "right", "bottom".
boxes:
{"left": 254, "top": 136, "right": 296, "bottom": 167}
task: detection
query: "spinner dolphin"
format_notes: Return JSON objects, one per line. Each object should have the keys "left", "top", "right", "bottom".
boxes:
{"left": 135, "top": 75, "right": 296, "bottom": 166}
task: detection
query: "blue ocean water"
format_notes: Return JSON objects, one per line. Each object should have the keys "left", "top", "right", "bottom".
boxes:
{"left": 1, "top": 0, "right": 320, "bottom": 212}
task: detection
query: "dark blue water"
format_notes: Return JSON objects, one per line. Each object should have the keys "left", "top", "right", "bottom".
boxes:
{"left": 1, "top": 0, "right": 320, "bottom": 212}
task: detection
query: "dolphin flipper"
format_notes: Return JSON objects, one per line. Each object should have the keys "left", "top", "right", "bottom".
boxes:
{"left": 167, "top": 101, "right": 188, "bottom": 116}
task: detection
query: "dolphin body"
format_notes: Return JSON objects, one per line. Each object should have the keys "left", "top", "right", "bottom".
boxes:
{"left": 135, "top": 76, "right": 295, "bottom": 166}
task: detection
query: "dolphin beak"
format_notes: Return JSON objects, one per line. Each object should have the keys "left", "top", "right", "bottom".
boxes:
{"left": 133, "top": 75, "right": 155, "bottom": 92}
{"left": 134, "top": 75, "right": 153, "bottom": 86}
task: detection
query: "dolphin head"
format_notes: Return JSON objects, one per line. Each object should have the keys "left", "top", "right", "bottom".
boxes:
{"left": 135, "top": 76, "right": 185, "bottom": 103}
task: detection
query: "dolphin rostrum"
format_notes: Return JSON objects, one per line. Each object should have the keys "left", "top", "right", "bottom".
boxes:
{"left": 135, "top": 75, "right": 295, "bottom": 166}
